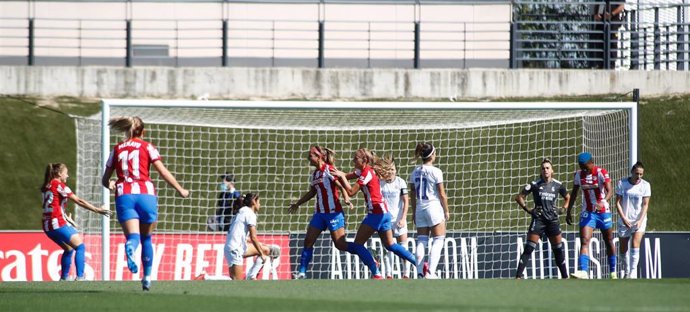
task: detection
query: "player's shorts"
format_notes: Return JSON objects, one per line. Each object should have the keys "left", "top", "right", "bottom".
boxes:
{"left": 617, "top": 218, "right": 647, "bottom": 238}
{"left": 224, "top": 245, "right": 245, "bottom": 266}
{"left": 361, "top": 213, "right": 392, "bottom": 232}
{"left": 415, "top": 207, "right": 445, "bottom": 228}
{"left": 579, "top": 211, "right": 613, "bottom": 230}
{"left": 309, "top": 212, "right": 345, "bottom": 232}
{"left": 391, "top": 219, "right": 409, "bottom": 237}
{"left": 45, "top": 226, "right": 79, "bottom": 246}
{"left": 115, "top": 194, "right": 158, "bottom": 224}
{"left": 527, "top": 217, "right": 561, "bottom": 238}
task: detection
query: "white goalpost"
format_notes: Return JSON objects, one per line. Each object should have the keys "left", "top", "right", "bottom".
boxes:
{"left": 74, "top": 100, "right": 637, "bottom": 281}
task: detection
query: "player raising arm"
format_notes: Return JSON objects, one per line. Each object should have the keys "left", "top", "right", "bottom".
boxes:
{"left": 288, "top": 145, "right": 353, "bottom": 279}
{"left": 41, "top": 163, "right": 112, "bottom": 281}
{"left": 514, "top": 158, "right": 570, "bottom": 279}
{"left": 566, "top": 152, "right": 617, "bottom": 279}
{"left": 332, "top": 148, "right": 417, "bottom": 280}
{"left": 101, "top": 116, "right": 190, "bottom": 290}
{"left": 615, "top": 161, "right": 651, "bottom": 279}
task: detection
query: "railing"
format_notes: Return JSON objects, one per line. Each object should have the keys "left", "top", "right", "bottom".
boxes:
{"left": 512, "top": 0, "right": 690, "bottom": 70}
{"left": 0, "top": 0, "right": 511, "bottom": 68}
{"left": 0, "top": 0, "right": 688, "bottom": 70}
{"left": 629, "top": 4, "right": 690, "bottom": 70}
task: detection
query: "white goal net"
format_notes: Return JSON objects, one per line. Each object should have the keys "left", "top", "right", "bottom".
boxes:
{"left": 74, "top": 100, "right": 636, "bottom": 280}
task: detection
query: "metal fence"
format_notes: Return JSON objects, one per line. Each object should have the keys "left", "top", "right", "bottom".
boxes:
{"left": 512, "top": 0, "right": 690, "bottom": 70}
{"left": 0, "top": 0, "right": 511, "bottom": 68}
{"left": 0, "top": 0, "right": 688, "bottom": 69}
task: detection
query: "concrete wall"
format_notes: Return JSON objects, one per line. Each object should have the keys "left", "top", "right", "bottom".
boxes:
{"left": 1, "top": 66, "right": 687, "bottom": 100}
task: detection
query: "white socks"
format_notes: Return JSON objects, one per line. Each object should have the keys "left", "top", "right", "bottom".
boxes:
{"left": 246, "top": 257, "right": 265, "bottom": 280}
{"left": 384, "top": 239, "right": 411, "bottom": 278}
{"left": 429, "top": 236, "right": 445, "bottom": 276}
{"left": 415, "top": 235, "right": 428, "bottom": 275}
{"left": 384, "top": 250, "right": 394, "bottom": 277}
{"left": 629, "top": 248, "right": 640, "bottom": 279}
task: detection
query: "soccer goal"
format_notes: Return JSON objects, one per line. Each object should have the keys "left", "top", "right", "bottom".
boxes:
{"left": 74, "top": 100, "right": 637, "bottom": 281}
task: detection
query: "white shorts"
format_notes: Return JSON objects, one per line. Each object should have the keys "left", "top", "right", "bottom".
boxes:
{"left": 391, "top": 220, "right": 408, "bottom": 237}
{"left": 224, "top": 244, "right": 245, "bottom": 266}
{"left": 617, "top": 218, "right": 647, "bottom": 238}
{"left": 415, "top": 208, "right": 445, "bottom": 228}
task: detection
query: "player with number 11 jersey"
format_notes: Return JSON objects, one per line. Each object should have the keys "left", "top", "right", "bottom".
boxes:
{"left": 102, "top": 116, "right": 189, "bottom": 291}
{"left": 106, "top": 137, "right": 161, "bottom": 197}
{"left": 409, "top": 142, "right": 449, "bottom": 279}
{"left": 409, "top": 165, "right": 444, "bottom": 212}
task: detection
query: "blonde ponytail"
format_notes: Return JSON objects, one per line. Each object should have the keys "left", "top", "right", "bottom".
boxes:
{"left": 109, "top": 116, "right": 145, "bottom": 139}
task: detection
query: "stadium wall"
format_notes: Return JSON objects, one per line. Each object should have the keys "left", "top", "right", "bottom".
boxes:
{"left": 1, "top": 66, "right": 687, "bottom": 100}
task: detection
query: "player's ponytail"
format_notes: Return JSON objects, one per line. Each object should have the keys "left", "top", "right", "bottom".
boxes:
{"left": 41, "top": 163, "right": 53, "bottom": 192}
{"left": 415, "top": 142, "right": 435, "bottom": 161}
{"left": 232, "top": 194, "right": 243, "bottom": 215}
{"left": 109, "top": 116, "right": 145, "bottom": 139}
{"left": 323, "top": 147, "right": 336, "bottom": 165}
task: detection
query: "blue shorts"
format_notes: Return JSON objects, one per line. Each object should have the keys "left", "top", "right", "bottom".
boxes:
{"left": 579, "top": 211, "right": 613, "bottom": 230}
{"left": 45, "top": 226, "right": 79, "bottom": 246}
{"left": 361, "top": 213, "right": 392, "bottom": 232}
{"left": 115, "top": 194, "right": 158, "bottom": 224}
{"left": 309, "top": 212, "right": 345, "bottom": 232}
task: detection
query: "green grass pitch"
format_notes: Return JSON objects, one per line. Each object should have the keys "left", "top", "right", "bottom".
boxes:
{"left": 1, "top": 279, "right": 689, "bottom": 311}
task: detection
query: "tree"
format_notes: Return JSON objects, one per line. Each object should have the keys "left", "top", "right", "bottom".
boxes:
{"left": 513, "top": 0, "right": 592, "bottom": 68}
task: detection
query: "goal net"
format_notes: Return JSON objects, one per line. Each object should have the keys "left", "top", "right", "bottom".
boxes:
{"left": 74, "top": 100, "right": 636, "bottom": 280}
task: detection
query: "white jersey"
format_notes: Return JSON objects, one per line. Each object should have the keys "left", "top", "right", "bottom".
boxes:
{"left": 380, "top": 176, "right": 408, "bottom": 222}
{"left": 225, "top": 206, "right": 257, "bottom": 253}
{"left": 616, "top": 178, "right": 651, "bottom": 222}
{"left": 409, "top": 165, "right": 444, "bottom": 211}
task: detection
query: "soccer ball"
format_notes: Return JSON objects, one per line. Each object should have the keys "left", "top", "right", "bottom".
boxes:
{"left": 268, "top": 244, "right": 281, "bottom": 259}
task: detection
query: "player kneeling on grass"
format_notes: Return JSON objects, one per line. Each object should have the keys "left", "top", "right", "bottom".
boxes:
{"left": 224, "top": 193, "right": 280, "bottom": 280}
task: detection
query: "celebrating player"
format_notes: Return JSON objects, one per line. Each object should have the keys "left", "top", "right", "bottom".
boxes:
{"left": 224, "top": 193, "right": 280, "bottom": 280}
{"left": 514, "top": 158, "right": 571, "bottom": 279}
{"left": 615, "top": 161, "right": 651, "bottom": 279}
{"left": 376, "top": 154, "right": 412, "bottom": 279}
{"left": 566, "top": 152, "right": 617, "bottom": 279}
{"left": 409, "top": 142, "right": 449, "bottom": 279}
{"left": 332, "top": 148, "right": 417, "bottom": 280}
{"left": 41, "top": 163, "right": 112, "bottom": 281}
{"left": 288, "top": 145, "right": 354, "bottom": 279}
{"left": 101, "top": 116, "right": 190, "bottom": 290}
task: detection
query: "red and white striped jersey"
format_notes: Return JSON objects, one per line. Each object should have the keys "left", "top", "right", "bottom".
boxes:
{"left": 106, "top": 138, "right": 161, "bottom": 197}
{"left": 42, "top": 179, "right": 72, "bottom": 231}
{"left": 354, "top": 166, "right": 388, "bottom": 215}
{"left": 574, "top": 166, "right": 611, "bottom": 213}
{"left": 310, "top": 163, "right": 343, "bottom": 214}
